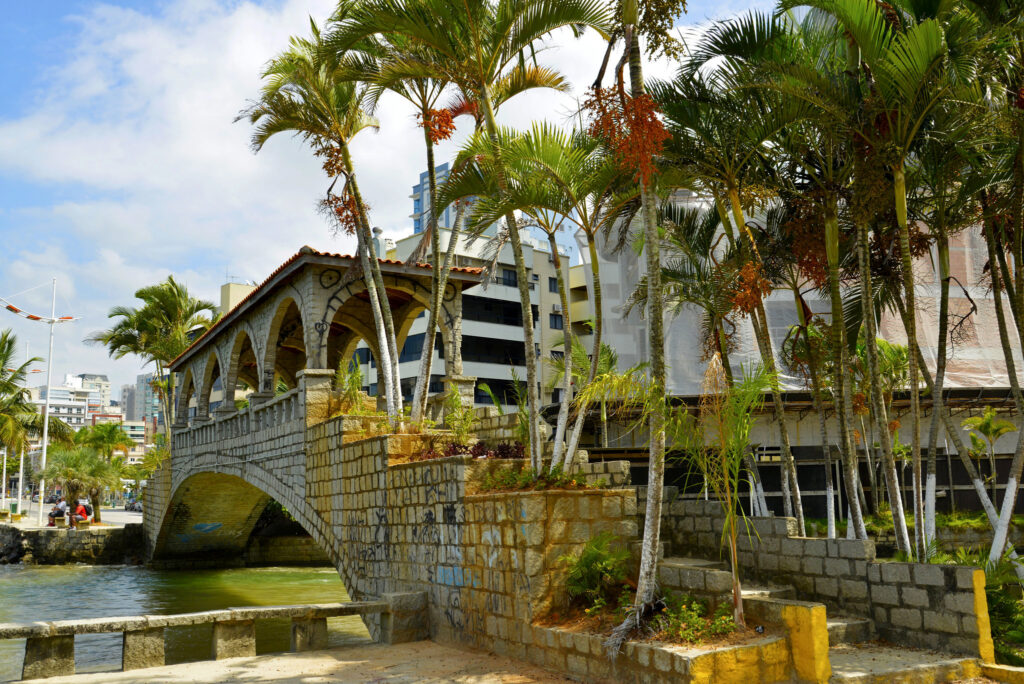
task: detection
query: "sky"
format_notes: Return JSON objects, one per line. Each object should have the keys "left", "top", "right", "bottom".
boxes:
{"left": 0, "top": 0, "right": 768, "bottom": 399}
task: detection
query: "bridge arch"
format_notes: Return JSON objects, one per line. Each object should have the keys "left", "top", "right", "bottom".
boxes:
{"left": 264, "top": 296, "right": 308, "bottom": 393}
{"left": 176, "top": 367, "right": 197, "bottom": 426}
{"left": 223, "top": 328, "right": 259, "bottom": 410}
{"left": 196, "top": 351, "right": 223, "bottom": 418}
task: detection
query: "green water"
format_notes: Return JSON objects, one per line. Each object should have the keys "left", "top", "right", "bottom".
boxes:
{"left": 0, "top": 565, "right": 370, "bottom": 682}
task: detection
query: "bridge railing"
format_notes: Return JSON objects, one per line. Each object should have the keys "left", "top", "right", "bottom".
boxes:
{"left": 0, "top": 592, "right": 427, "bottom": 680}
{"left": 175, "top": 388, "right": 303, "bottom": 449}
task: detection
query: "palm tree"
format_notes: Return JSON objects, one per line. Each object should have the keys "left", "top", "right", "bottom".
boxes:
{"left": 330, "top": 0, "right": 613, "bottom": 469}
{"left": 76, "top": 424, "right": 133, "bottom": 460}
{"left": 87, "top": 277, "right": 217, "bottom": 441}
{"left": 36, "top": 446, "right": 118, "bottom": 526}
{"left": 962, "top": 407, "right": 1018, "bottom": 502}
{"left": 238, "top": 20, "right": 403, "bottom": 419}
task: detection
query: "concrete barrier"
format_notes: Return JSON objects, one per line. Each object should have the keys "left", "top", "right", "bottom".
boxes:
{"left": 0, "top": 595, "right": 423, "bottom": 680}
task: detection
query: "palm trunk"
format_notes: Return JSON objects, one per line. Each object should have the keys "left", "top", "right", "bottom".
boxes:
{"left": 893, "top": 166, "right": 924, "bottom": 558}
{"left": 342, "top": 146, "right": 400, "bottom": 419}
{"left": 727, "top": 188, "right": 804, "bottom": 530}
{"left": 925, "top": 234, "right": 952, "bottom": 548}
{"left": 548, "top": 233, "right": 573, "bottom": 471}
{"left": 982, "top": 220, "right": 1024, "bottom": 564}
{"left": 90, "top": 488, "right": 102, "bottom": 524}
{"left": 565, "top": 233, "right": 604, "bottom": 462}
{"left": 630, "top": 27, "right": 668, "bottom": 615}
{"left": 856, "top": 218, "right": 911, "bottom": 553}
{"left": 477, "top": 90, "right": 542, "bottom": 469}
{"left": 411, "top": 129, "right": 442, "bottom": 422}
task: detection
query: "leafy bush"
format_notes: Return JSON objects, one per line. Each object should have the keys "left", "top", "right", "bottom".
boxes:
{"left": 559, "top": 532, "right": 630, "bottom": 608}
{"left": 443, "top": 383, "right": 475, "bottom": 445}
{"left": 479, "top": 465, "right": 597, "bottom": 492}
{"left": 654, "top": 594, "right": 737, "bottom": 644}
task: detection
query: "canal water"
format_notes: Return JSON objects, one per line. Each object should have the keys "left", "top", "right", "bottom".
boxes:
{"left": 0, "top": 565, "right": 370, "bottom": 682}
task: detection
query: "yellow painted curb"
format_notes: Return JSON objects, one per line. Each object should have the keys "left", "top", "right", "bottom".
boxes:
{"left": 780, "top": 603, "right": 831, "bottom": 683}
{"left": 982, "top": 662, "right": 1024, "bottom": 684}
{"left": 973, "top": 568, "right": 996, "bottom": 664}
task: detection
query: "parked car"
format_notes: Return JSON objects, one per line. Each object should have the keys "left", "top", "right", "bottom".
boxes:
{"left": 125, "top": 500, "right": 142, "bottom": 512}
{"left": 44, "top": 495, "right": 57, "bottom": 504}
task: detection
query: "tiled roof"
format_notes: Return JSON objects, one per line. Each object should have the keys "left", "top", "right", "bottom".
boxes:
{"left": 169, "top": 246, "right": 482, "bottom": 369}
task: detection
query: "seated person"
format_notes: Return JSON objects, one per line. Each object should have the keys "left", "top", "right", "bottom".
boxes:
{"left": 47, "top": 503, "right": 64, "bottom": 526}
{"left": 72, "top": 501, "right": 89, "bottom": 527}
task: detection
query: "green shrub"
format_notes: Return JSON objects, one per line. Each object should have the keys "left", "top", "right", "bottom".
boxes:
{"left": 655, "top": 593, "right": 737, "bottom": 643}
{"left": 479, "top": 465, "right": 594, "bottom": 492}
{"left": 559, "top": 532, "right": 630, "bottom": 608}
{"left": 443, "top": 383, "right": 475, "bottom": 445}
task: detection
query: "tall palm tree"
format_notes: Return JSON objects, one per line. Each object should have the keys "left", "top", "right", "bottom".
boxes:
{"left": 76, "top": 424, "right": 133, "bottom": 461}
{"left": 330, "top": 0, "right": 613, "bottom": 469}
{"left": 87, "top": 277, "right": 217, "bottom": 441}
{"left": 238, "top": 20, "right": 403, "bottom": 419}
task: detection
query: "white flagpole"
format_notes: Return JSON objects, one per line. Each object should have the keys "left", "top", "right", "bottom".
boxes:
{"left": 17, "top": 447, "right": 24, "bottom": 518}
{"left": 36, "top": 279, "right": 57, "bottom": 525}
{"left": 1, "top": 447, "right": 7, "bottom": 511}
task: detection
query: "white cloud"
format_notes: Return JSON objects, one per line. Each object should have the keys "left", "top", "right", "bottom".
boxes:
{"left": 0, "top": 0, "right": 715, "bottom": 394}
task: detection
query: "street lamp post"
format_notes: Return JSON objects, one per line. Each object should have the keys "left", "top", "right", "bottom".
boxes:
{"left": 36, "top": 279, "right": 57, "bottom": 525}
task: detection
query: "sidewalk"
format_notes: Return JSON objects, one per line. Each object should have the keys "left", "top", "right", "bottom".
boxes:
{"left": 34, "top": 641, "right": 570, "bottom": 683}
{"left": 1, "top": 499, "right": 142, "bottom": 529}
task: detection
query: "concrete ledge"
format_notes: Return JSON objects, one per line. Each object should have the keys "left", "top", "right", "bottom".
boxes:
{"left": 983, "top": 662, "right": 1024, "bottom": 683}
{"left": 212, "top": 619, "right": 256, "bottom": 660}
{"left": 22, "top": 634, "right": 74, "bottom": 680}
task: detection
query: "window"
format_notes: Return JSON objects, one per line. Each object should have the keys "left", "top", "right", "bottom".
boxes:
{"left": 550, "top": 350, "right": 564, "bottom": 360}
{"left": 549, "top": 313, "right": 564, "bottom": 330}
{"left": 548, "top": 277, "right": 558, "bottom": 293}
{"left": 501, "top": 269, "right": 517, "bottom": 287}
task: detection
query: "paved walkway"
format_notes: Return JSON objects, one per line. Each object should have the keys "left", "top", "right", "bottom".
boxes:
{"left": 37, "top": 641, "right": 569, "bottom": 683}
{"left": 2, "top": 499, "right": 141, "bottom": 529}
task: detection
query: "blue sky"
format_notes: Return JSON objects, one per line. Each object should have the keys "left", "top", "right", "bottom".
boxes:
{"left": 0, "top": 0, "right": 766, "bottom": 395}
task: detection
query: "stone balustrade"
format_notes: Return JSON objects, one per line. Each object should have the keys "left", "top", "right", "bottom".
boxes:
{"left": 175, "top": 387, "right": 303, "bottom": 450}
{"left": 0, "top": 592, "right": 427, "bottom": 681}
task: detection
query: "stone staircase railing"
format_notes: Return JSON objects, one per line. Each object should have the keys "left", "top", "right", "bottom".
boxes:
{"left": 0, "top": 593, "right": 426, "bottom": 681}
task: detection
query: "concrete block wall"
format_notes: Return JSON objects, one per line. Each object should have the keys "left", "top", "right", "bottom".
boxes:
{"left": 660, "top": 499, "right": 993, "bottom": 658}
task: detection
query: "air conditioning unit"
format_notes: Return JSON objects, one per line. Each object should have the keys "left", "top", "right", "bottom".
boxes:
{"left": 552, "top": 303, "right": 562, "bottom": 313}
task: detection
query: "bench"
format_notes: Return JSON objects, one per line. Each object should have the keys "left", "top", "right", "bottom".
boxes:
{"left": 73, "top": 520, "right": 91, "bottom": 530}
{"left": 54, "top": 517, "right": 67, "bottom": 528}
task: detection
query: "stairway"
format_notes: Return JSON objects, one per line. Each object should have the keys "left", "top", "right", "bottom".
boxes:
{"left": 655, "top": 554, "right": 983, "bottom": 683}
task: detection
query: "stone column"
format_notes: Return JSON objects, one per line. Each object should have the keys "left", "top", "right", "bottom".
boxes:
{"left": 441, "top": 375, "right": 477, "bottom": 414}
{"left": 22, "top": 635, "right": 74, "bottom": 680}
{"left": 298, "top": 369, "right": 334, "bottom": 427}
{"left": 211, "top": 619, "right": 256, "bottom": 660}
{"left": 122, "top": 627, "right": 164, "bottom": 670}
{"left": 290, "top": 617, "right": 328, "bottom": 652}
{"left": 380, "top": 592, "right": 429, "bottom": 644}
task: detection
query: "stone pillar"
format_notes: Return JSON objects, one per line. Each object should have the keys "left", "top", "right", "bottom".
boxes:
{"left": 122, "top": 627, "right": 164, "bottom": 670}
{"left": 22, "top": 635, "right": 74, "bottom": 680}
{"left": 380, "top": 592, "right": 428, "bottom": 644}
{"left": 441, "top": 375, "right": 477, "bottom": 414}
{"left": 247, "top": 391, "right": 274, "bottom": 406}
{"left": 290, "top": 617, "right": 328, "bottom": 652}
{"left": 298, "top": 369, "right": 334, "bottom": 427}
{"left": 211, "top": 619, "right": 256, "bottom": 660}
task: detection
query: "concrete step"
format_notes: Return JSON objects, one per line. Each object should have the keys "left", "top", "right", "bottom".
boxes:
{"left": 828, "top": 644, "right": 980, "bottom": 683}
{"left": 826, "top": 617, "right": 874, "bottom": 646}
{"left": 629, "top": 541, "right": 669, "bottom": 562}
{"left": 740, "top": 585, "right": 795, "bottom": 600}
{"left": 660, "top": 556, "right": 725, "bottom": 570}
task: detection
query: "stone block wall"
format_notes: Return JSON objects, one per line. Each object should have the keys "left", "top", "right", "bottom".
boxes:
{"left": 243, "top": 536, "right": 330, "bottom": 566}
{"left": 471, "top": 408, "right": 520, "bottom": 444}
{"left": 455, "top": 490, "right": 638, "bottom": 655}
{"left": 1, "top": 524, "right": 146, "bottom": 565}
{"left": 660, "top": 499, "right": 993, "bottom": 658}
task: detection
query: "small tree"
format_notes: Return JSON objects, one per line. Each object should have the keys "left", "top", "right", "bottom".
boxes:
{"left": 36, "top": 446, "right": 112, "bottom": 524}
{"left": 675, "top": 355, "right": 772, "bottom": 628}
{"left": 963, "top": 407, "right": 1018, "bottom": 503}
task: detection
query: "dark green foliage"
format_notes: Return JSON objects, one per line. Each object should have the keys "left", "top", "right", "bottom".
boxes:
{"left": 654, "top": 593, "right": 737, "bottom": 643}
{"left": 559, "top": 532, "right": 631, "bottom": 608}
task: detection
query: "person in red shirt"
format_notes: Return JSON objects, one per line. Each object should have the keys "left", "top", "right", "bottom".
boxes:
{"left": 72, "top": 501, "right": 89, "bottom": 528}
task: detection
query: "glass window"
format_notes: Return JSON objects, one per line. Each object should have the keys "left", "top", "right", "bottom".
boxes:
{"left": 501, "top": 269, "right": 517, "bottom": 287}
{"left": 549, "top": 313, "right": 564, "bottom": 330}
{"left": 548, "top": 277, "right": 558, "bottom": 293}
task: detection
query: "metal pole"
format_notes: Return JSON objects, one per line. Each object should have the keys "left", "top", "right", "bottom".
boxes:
{"left": 1, "top": 447, "right": 7, "bottom": 510}
{"left": 36, "top": 278, "right": 56, "bottom": 525}
{"left": 17, "top": 447, "right": 24, "bottom": 517}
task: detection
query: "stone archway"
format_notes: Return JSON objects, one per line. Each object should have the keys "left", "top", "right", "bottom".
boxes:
{"left": 223, "top": 329, "right": 260, "bottom": 410}
{"left": 264, "top": 297, "right": 308, "bottom": 392}
{"left": 176, "top": 368, "right": 197, "bottom": 426}
{"left": 196, "top": 352, "right": 223, "bottom": 418}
